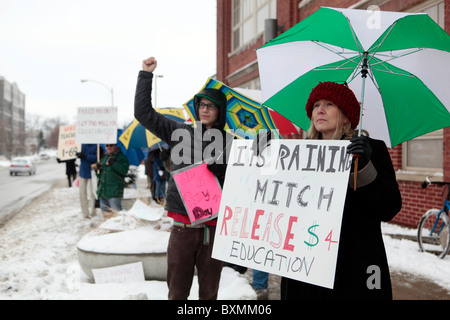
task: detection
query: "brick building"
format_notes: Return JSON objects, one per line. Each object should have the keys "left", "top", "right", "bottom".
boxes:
{"left": 216, "top": 0, "right": 450, "bottom": 228}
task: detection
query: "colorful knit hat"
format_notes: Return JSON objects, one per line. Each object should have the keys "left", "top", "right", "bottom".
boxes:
{"left": 305, "top": 82, "right": 361, "bottom": 129}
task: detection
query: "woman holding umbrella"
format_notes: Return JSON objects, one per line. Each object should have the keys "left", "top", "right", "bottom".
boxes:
{"left": 281, "top": 81, "right": 402, "bottom": 300}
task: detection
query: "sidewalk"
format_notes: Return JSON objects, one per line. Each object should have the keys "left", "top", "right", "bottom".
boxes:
{"left": 243, "top": 250, "right": 450, "bottom": 300}
{"left": 391, "top": 270, "right": 450, "bottom": 300}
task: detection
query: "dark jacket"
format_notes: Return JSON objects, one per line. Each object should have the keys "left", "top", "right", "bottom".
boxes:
{"left": 96, "top": 150, "right": 129, "bottom": 199}
{"left": 65, "top": 159, "right": 77, "bottom": 175}
{"left": 78, "top": 144, "right": 97, "bottom": 179}
{"left": 281, "top": 137, "right": 402, "bottom": 300}
{"left": 153, "top": 155, "right": 165, "bottom": 182}
{"left": 134, "top": 71, "right": 231, "bottom": 217}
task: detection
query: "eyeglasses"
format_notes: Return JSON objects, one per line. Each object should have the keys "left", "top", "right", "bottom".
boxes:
{"left": 105, "top": 144, "right": 116, "bottom": 147}
{"left": 198, "top": 102, "right": 218, "bottom": 110}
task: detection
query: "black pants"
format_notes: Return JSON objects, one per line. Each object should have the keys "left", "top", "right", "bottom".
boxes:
{"left": 167, "top": 225, "right": 223, "bottom": 300}
{"left": 67, "top": 173, "right": 77, "bottom": 187}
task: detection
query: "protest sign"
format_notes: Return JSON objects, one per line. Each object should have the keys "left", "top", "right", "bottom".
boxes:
{"left": 172, "top": 161, "right": 222, "bottom": 225}
{"left": 212, "top": 139, "right": 351, "bottom": 289}
{"left": 76, "top": 107, "right": 118, "bottom": 144}
{"left": 92, "top": 262, "right": 145, "bottom": 284}
{"left": 57, "top": 124, "right": 81, "bottom": 161}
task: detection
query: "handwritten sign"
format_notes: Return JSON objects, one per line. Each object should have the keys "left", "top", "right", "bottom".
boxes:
{"left": 57, "top": 124, "right": 81, "bottom": 160}
{"left": 92, "top": 262, "right": 145, "bottom": 284}
{"left": 212, "top": 139, "right": 351, "bottom": 289}
{"left": 76, "top": 107, "right": 118, "bottom": 144}
{"left": 172, "top": 162, "right": 222, "bottom": 225}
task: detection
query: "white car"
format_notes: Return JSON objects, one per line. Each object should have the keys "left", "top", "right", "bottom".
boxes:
{"left": 9, "top": 158, "right": 36, "bottom": 176}
{"left": 39, "top": 153, "right": 50, "bottom": 160}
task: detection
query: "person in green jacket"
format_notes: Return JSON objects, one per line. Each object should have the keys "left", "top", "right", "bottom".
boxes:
{"left": 94, "top": 144, "right": 130, "bottom": 217}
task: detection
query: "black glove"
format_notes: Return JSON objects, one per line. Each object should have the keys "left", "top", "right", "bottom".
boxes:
{"left": 207, "top": 157, "right": 227, "bottom": 177}
{"left": 94, "top": 162, "right": 102, "bottom": 171}
{"left": 76, "top": 152, "right": 86, "bottom": 159}
{"left": 347, "top": 135, "right": 372, "bottom": 170}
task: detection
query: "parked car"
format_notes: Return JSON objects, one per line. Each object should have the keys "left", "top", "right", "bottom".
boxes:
{"left": 39, "top": 153, "right": 50, "bottom": 160}
{"left": 9, "top": 158, "right": 36, "bottom": 176}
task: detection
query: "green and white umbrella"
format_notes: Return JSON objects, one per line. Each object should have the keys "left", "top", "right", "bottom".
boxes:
{"left": 256, "top": 7, "right": 450, "bottom": 147}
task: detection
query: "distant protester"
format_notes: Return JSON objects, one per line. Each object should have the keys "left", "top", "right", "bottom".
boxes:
{"left": 76, "top": 144, "right": 98, "bottom": 218}
{"left": 93, "top": 144, "right": 129, "bottom": 217}
{"left": 56, "top": 158, "right": 77, "bottom": 187}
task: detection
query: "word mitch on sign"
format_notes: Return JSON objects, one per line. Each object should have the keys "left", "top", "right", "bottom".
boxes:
{"left": 213, "top": 139, "right": 351, "bottom": 289}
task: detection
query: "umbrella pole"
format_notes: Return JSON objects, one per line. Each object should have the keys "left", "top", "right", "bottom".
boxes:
{"left": 354, "top": 52, "right": 368, "bottom": 191}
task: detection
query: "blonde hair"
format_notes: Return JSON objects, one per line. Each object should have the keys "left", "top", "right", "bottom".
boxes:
{"left": 306, "top": 109, "right": 358, "bottom": 140}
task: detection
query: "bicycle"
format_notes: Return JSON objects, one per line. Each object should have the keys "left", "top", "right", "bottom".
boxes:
{"left": 417, "top": 177, "right": 450, "bottom": 259}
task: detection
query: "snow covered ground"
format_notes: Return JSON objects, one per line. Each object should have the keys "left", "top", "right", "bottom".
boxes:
{"left": 383, "top": 223, "right": 450, "bottom": 290}
{"left": 0, "top": 166, "right": 257, "bottom": 300}
{"left": 0, "top": 165, "right": 449, "bottom": 300}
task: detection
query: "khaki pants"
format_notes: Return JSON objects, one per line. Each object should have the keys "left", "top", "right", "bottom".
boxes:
{"left": 79, "top": 177, "right": 96, "bottom": 218}
{"left": 167, "top": 225, "right": 223, "bottom": 300}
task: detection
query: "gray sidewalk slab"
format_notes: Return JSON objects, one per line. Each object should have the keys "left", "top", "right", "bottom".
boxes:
{"left": 244, "top": 268, "right": 450, "bottom": 300}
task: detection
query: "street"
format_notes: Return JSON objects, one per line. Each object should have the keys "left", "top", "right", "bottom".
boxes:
{"left": 0, "top": 157, "right": 66, "bottom": 222}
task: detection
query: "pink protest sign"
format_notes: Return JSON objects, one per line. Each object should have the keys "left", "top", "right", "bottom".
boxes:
{"left": 172, "top": 162, "right": 222, "bottom": 225}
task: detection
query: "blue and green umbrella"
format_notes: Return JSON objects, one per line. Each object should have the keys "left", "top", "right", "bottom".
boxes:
{"left": 183, "top": 78, "right": 280, "bottom": 139}
{"left": 116, "top": 129, "right": 145, "bottom": 166}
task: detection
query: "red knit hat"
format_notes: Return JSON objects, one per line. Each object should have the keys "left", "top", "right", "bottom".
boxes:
{"left": 305, "top": 82, "right": 360, "bottom": 129}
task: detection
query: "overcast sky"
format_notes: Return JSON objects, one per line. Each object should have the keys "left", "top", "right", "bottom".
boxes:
{"left": 0, "top": 0, "right": 217, "bottom": 126}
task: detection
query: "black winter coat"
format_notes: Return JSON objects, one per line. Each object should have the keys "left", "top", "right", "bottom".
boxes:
{"left": 281, "top": 137, "right": 402, "bottom": 300}
{"left": 134, "top": 71, "right": 231, "bottom": 217}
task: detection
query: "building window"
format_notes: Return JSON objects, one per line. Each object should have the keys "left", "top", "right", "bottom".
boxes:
{"left": 419, "top": 0, "right": 444, "bottom": 26}
{"left": 403, "top": 130, "right": 443, "bottom": 172}
{"left": 403, "top": 0, "right": 444, "bottom": 174}
{"left": 232, "top": 0, "right": 276, "bottom": 52}
{"left": 237, "top": 77, "right": 261, "bottom": 91}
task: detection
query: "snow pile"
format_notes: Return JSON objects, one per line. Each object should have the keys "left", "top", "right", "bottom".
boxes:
{"left": 0, "top": 182, "right": 256, "bottom": 300}
{"left": 0, "top": 160, "right": 10, "bottom": 168}
{"left": 77, "top": 225, "right": 170, "bottom": 255}
{"left": 0, "top": 187, "right": 94, "bottom": 300}
{"left": 77, "top": 200, "right": 172, "bottom": 254}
